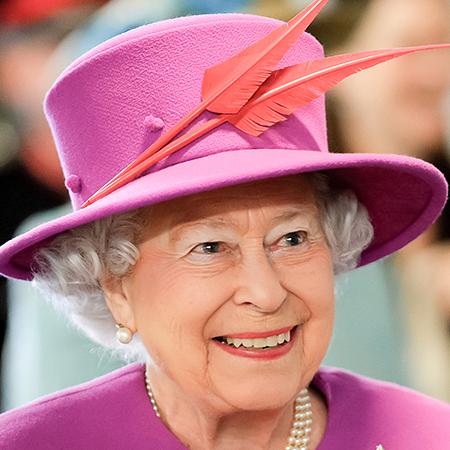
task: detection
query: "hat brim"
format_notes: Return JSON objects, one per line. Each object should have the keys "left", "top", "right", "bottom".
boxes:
{"left": 0, "top": 148, "right": 447, "bottom": 280}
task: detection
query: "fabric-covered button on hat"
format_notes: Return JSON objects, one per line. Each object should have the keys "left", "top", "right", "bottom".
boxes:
{"left": 65, "top": 174, "right": 82, "bottom": 194}
{"left": 144, "top": 115, "right": 165, "bottom": 133}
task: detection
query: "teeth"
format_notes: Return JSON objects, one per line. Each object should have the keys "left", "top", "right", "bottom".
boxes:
{"left": 253, "top": 338, "right": 266, "bottom": 348}
{"left": 224, "top": 330, "right": 292, "bottom": 349}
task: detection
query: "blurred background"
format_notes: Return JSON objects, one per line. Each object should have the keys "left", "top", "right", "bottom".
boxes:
{"left": 0, "top": 0, "right": 449, "bottom": 411}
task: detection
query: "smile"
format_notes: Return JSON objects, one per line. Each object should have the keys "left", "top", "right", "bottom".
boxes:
{"left": 212, "top": 326, "right": 298, "bottom": 360}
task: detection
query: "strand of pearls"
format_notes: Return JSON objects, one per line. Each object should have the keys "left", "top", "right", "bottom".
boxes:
{"left": 144, "top": 367, "right": 312, "bottom": 450}
{"left": 145, "top": 367, "right": 161, "bottom": 418}
{"left": 286, "top": 389, "right": 313, "bottom": 450}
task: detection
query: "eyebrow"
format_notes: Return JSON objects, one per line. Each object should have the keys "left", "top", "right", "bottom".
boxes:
{"left": 268, "top": 206, "right": 320, "bottom": 228}
{"left": 181, "top": 218, "right": 236, "bottom": 228}
{"left": 171, "top": 206, "right": 319, "bottom": 238}
{"left": 170, "top": 218, "right": 238, "bottom": 242}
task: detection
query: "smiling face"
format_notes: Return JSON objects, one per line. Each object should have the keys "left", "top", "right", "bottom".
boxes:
{"left": 107, "top": 174, "right": 334, "bottom": 412}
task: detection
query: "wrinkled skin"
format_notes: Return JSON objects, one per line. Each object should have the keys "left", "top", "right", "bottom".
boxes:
{"left": 103, "top": 174, "right": 332, "bottom": 449}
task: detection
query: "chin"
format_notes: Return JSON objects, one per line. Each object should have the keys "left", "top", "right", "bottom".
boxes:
{"left": 211, "top": 372, "right": 302, "bottom": 412}
{"left": 205, "top": 327, "right": 315, "bottom": 410}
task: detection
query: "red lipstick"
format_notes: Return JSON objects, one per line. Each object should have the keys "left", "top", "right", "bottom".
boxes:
{"left": 224, "top": 325, "right": 294, "bottom": 339}
{"left": 212, "top": 326, "right": 298, "bottom": 360}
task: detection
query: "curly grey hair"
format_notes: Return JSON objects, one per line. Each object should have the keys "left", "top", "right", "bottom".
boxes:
{"left": 32, "top": 173, "right": 374, "bottom": 361}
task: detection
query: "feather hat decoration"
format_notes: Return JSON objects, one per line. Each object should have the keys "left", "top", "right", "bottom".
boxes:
{"left": 227, "top": 44, "right": 450, "bottom": 136}
{"left": 82, "top": 43, "right": 450, "bottom": 203}
{"left": 83, "top": 13, "right": 450, "bottom": 207}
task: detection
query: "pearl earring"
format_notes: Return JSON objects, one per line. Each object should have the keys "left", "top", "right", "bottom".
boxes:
{"left": 115, "top": 324, "right": 133, "bottom": 344}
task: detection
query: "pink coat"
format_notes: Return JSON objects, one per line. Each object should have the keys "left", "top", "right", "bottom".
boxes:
{"left": 0, "top": 363, "right": 449, "bottom": 449}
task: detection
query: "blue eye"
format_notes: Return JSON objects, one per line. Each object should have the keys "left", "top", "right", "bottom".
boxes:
{"left": 283, "top": 231, "right": 307, "bottom": 246}
{"left": 195, "top": 242, "right": 223, "bottom": 254}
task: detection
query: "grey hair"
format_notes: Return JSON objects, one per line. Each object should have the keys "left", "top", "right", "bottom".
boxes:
{"left": 32, "top": 173, "right": 374, "bottom": 361}
{"left": 311, "top": 173, "right": 374, "bottom": 274}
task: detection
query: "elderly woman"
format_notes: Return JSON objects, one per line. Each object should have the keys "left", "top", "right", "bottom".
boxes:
{"left": 0, "top": 1, "right": 449, "bottom": 449}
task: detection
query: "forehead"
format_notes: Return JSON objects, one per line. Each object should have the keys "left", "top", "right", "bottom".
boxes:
{"left": 145, "top": 174, "right": 319, "bottom": 230}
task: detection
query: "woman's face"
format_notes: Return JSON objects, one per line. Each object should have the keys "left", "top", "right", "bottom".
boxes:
{"left": 116, "top": 175, "right": 334, "bottom": 411}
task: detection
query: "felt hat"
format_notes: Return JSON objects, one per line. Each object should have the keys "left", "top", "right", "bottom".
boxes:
{"left": 0, "top": 6, "right": 447, "bottom": 280}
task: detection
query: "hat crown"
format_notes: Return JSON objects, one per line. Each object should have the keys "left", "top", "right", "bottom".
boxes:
{"left": 44, "top": 13, "right": 327, "bottom": 209}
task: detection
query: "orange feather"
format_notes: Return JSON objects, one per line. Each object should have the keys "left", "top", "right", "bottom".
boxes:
{"left": 83, "top": 43, "right": 450, "bottom": 207}
{"left": 228, "top": 44, "right": 450, "bottom": 136}
{"left": 202, "top": 0, "right": 329, "bottom": 113}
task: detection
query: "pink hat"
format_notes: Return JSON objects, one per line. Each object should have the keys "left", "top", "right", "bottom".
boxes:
{"left": 0, "top": 5, "right": 448, "bottom": 280}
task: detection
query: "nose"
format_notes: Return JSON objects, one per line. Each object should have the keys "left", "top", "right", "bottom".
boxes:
{"left": 233, "top": 249, "right": 287, "bottom": 313}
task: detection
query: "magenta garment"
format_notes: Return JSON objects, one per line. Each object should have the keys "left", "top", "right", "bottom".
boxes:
{"left": 0, "top": 363, "right": 449, "bottom": 449}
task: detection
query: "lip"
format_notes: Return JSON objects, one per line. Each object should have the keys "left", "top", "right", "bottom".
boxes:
{"left": 212, "top": 326, "right": 299, "bottom": 360}
{"left": 218, "top": 325, "right": 295, "bottom": 339}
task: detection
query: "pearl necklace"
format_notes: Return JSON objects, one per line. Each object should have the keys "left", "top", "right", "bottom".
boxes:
{"left": 144, "top": 367, "right": 313, "bottom": 450}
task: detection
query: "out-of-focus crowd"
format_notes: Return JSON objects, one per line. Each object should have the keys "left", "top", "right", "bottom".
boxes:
{"left": 0, "top": 0, "right": 449, "bottom": 411}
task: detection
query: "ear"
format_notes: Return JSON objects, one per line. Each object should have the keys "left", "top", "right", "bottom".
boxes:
{"left": 101, "top": 275, "right": 137, "bottom": 333}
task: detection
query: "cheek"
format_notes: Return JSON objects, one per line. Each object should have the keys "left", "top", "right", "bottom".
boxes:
{"left": 276, "top": 245, "right": 334, "bottom": 310}
{"left": 128, "top": 258, "right": 235, "bottom": 382}
{"left": 280, "top": 247, "right": 334, "bottom": 369}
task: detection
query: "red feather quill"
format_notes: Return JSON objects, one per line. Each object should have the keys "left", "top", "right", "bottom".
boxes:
{"left": 202, "top": 0, "right": 329, "bottom": 113}
{"left": 228, "top": 44, "right": 450, "bottom": 136}
{"left": 82, "top": 0, "right": 329, "bottom": 207}
{"left": 85, "top": 43, "right": 450, "bottom": 202}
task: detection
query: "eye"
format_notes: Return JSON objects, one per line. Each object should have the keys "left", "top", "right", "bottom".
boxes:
{"left": 280, "top": 231, "right": 307, "bottom": 247}
{"left": 192, "top": 242, "right": 224, "bottom": 254}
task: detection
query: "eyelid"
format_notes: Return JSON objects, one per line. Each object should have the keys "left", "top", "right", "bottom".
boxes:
{"left": 280, "top": 230, "right": 308, "bottom": 243}
{"left": 266, "top": 226, "right": 309, "bottom": 245}
{"left": 191, "top": 241, "right": 224, "bottom": 253}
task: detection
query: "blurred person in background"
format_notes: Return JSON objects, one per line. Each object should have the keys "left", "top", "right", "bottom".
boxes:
{"left": 1, "top": 0, "right": 255, "bottom": 411}
{"left": 0, "top": 0, "right": 106, "bottom": 409}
